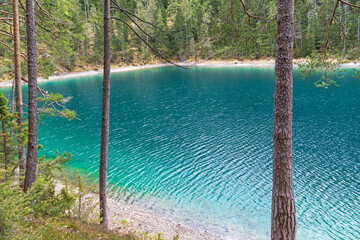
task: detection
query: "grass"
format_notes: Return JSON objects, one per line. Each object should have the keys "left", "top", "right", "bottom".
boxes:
{"left": 9, "top": 217, "right": 137, "bottom": 240}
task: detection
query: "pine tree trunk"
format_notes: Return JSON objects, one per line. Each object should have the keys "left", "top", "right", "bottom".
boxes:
{"left": 99, "top": 0, "right": 111, "bottom": 229}
{"left": 271, "top": 0, "right": 296, "bottom": 239}
{"left": 23, "top": 0, "right": 38, "bottom": 192}
{"left": 357, "top": 19, "right": 359, "bottom": 42}
{"left": 2, "top": 123, "right": 8, "bottom": 171}
{"left": 12, "top": 0, "right": 26, "bottom": 171}
{"left": 92, "top": 7, "right": 96, "bottom": 53}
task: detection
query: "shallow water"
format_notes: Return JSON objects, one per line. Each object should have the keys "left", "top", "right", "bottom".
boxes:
{"left": 7, "top": 66, "right": 360, "bottom": 239}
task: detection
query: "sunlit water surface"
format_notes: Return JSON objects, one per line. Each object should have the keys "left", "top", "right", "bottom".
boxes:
{"left": 6, "top": 66, "right": 360, "bottom": 239}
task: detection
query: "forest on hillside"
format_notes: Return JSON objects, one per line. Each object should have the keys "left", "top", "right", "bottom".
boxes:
{"left": 0, "top": 0, "right": 359, "bottom": 79}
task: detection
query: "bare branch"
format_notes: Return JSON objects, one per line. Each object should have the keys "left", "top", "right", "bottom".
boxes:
{"left": 225, "top": 0, "right": 235, "bottom": 22}
{"left": 238, "top": 0, "right": 267, "bottom": 25}
{"left": 339, "top": 0, "right": 360, "bottom": 8}
{"left": 0, "top": 10, "right": 24, "bottom": 19}
{"left": 119, "top": 13, "right": 167, "bottom": 44}
{"left": 323, "top": 0, "right": 360, "bottom": 57}
{"left": 110, "top": 0, "right": 174, "bottom": 37}
{"left": 330, "top": 0, "right": 340, "bottom": 26}
{"left": 34, "top": 0, "right": 60, "bottom": 23}
{"left": 111, "top": 16, "right": 187, "bottom": 69}
{"left": 0, "top": 30, "right": 13, "bottom": 38}
{"left": 0, "top": 3, "right": 12, "bottom": 8}
{"left": 0, "top": 40, "right": 28, "bottom": 60}
{"left": 0, "top": 17, "right": 25, "bottom": 22}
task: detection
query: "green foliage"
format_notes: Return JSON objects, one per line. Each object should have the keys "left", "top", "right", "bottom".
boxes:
{"left": 73, "top": 170, "right": 99, "bottom": 222}
{"left": 0, "top": 149, "right": 110, "bottom": 240}
{"left": 37, "top": 56, "right": 56, "bottom": 79}
{"left": 1, "top": 0, "right": 360, "bottom": 70}
{"left": 298, "top": 53, "right": 348, "bottom": 88}
{"left": 353, "top": 68, "right": 360, "bottom": 79}
{"left": 16, "top": 217, "right": 136, "bottom": 240}
{"left": 25, "top": 152, "right": 73, "bottom": 218}
{"left": 121, "top": 219, "right": 130, "bottom": 225}
{"left": 0, "top": 148, "right": 74, "bottom": 237}
{"left": 0, "top": 92, "right": 27, "bottom": 170}
{"left": 38, "top": 93, "right": 64, "bottom": 103}
{"left": 0, "top": 179, "right": 31, "bottom": 238}
{"left": 38, "top": 93, "right": 76, "bottom": 121}
{"left": 0, "top": 59, "right": 11, "bottom": 77}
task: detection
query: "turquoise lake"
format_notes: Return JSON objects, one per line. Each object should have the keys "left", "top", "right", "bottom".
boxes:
{"left": 5, "top": 66, "right": 360, "bottom": 239}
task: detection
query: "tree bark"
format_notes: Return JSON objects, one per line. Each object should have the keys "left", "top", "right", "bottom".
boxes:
{"left": 2, "top": 122, "right": 8, "bottom": 171}
{"left": 99, "top": 0, "right": 111, "bottom": 229}
{"left": 13, "top": 0, "right": 26, "bottom": 171}
{"left": 23, "top": 0, "right": 38, "bottom": 192}
{"left": 271, "top": 0, "right": 296, "bottom": 239}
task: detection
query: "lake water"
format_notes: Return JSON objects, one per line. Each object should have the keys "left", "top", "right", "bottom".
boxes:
{"left": 8, "top": 66, "right": 360, "bottom": 239}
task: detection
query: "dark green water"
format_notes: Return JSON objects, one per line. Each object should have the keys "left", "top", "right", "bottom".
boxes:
{"left": 5, "top": 66, "right": 360, "bottom": 239}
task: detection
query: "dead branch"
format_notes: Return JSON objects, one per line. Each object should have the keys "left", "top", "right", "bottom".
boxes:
{"left": 339, "top": 0, "right": 360, "bottom": 8}
{"left": 0, "top": 40, "right": 28, "bottom": 60}
{"left": 0, "top": 3, "right": 12, "bottom": 8}
{"left": 0, "top": 17, "right": 25, "bottom": 22}
{"left": 0, "top": 10, "right": 24, "bottom": 19}
{"left": 34, "top": 0, "right": 60, "bottom": 23}
{"left": 225, "top": 0, "right": 235, "bottom": 22}
{"left": 110, "top": 0, "right": 175, "bottom": 37}
{"left": 111, "top": 16, "right": 187, "bottom": 69}
{"left": 119, "top": 12, "right": 167, "bottom": 44}
{"left": 323, "top": 0, "right": 360, "bottom": 57}
{"left": 238, "top": 0, "right": 267, "bottom": 25}
{"left": 0, "top": 30, "right": 13, "bottom": 38}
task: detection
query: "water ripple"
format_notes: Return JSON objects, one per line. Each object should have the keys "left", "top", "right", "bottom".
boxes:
{"left": 32, "top": 67, "right": 360, "bottom": 239}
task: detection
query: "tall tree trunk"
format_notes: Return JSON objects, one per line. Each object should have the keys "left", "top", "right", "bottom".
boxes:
{"left": 13, "top": 0, "right": 26, "bottom": 171}
{"left": 84, "top": 0, "right": 88, "bottom": 22}
{"left": 23, "top": 0, "right": 38, "bottom": 192}
{"left": 271, "top": 0, "right": 296, "bottom": 239}
{"left": 2, "top": 122, "right": 8, "bottom": 171}
{"left": 83, "top": 0, "right": 88, "bottom": 56}
{"left": 358, "top": 19, "right": 359, "bottom": 42}
{"left": 92, "top": 7, "right": 96, "bottom": 53}
{"left": 99, "top": 0, "right": 111, "bottom": 229}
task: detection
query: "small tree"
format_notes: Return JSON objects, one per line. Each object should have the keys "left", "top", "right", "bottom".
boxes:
{"left": 0, "top": 92, "right": 24, "bottom": 173}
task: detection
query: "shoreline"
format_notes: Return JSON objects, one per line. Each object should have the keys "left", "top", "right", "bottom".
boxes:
{"left": 1, "top": 59, "right": 359, "bottom": 88}
{"left": 3, "top": 59, "right": 359, "bottom": 239}
{"left": 55, "top": 179, "right": 222, "bottom": 240}
{"left": 0, "top": 60, "right": 276, "bottom": 88}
